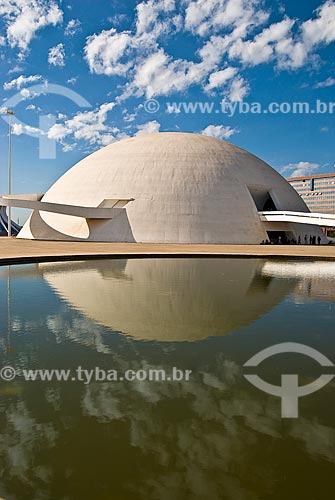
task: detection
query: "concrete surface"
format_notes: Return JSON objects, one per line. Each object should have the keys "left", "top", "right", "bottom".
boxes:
{"left": 1, "top": 238, "right": 335, "bottom": 266}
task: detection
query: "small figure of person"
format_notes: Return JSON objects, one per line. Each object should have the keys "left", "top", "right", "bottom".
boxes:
{"left": 298, "top": 235, "right": 301, "bottom": 245}
{"left": 304, "top": 234, "right": 308, "bottom": 245}
{"left": 278, "top": 236, "right": 282, "bottom": 245}
{"left": 310, "top": 235, "right": 313, "bottom": 245}
{"left": 318, "top": 236, "right": 321, "bottom": 245}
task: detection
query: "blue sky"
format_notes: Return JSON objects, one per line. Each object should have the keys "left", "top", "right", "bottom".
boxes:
{"left": 0, "top": 0, "right": 335, "bottom": 222}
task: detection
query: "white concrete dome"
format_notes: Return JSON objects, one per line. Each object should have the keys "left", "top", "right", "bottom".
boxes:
{"left": 19, "top": 132, "right": 314, "bottom": 243}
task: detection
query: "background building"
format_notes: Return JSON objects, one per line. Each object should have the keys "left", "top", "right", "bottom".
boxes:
{"left": 288, "top": 173, "right": 335, "bottom": 214}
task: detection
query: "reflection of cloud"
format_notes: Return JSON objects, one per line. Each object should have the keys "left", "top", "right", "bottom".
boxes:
{"left": 0, "top": 258, "right": 334, "bottom": 498}
{"left": 82, "top": 384, "right": 123, "bottom": 421}
{"left": 46, "top": 313, "right": 114, "bottom": 354}
{"left": 0, "top": 338, "right": 334, "bottom": 499}
{"left": 0, "top": 400, "right": 57, "bottom": 497}
{"left": 79, "top": 359, "right": 334, "bottom": 500}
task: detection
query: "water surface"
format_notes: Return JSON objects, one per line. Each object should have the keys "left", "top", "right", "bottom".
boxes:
{"left": 0, "top": 258, "right": 334, "bottom": 500}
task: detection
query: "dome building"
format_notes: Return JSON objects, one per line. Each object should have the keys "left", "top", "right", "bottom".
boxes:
{"left": 15, "top": 132, "right": 327, "bottom": 244}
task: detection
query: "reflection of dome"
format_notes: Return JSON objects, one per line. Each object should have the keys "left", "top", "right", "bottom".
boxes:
{"left": 39, "top": 258, "right": 292, "bottom": 341}
{"left": 19, "top": 132, "right": 310, "bottom": 243}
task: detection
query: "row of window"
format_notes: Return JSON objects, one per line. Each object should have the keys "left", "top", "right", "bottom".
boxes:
{"left": 291, "top": 180, "right": 335, "bottom": 187}
{"left": 292, "top": 186, "right": 335, "bottom": 190}
{"left": 291, "top": 177, "right": 335, "bottom": 182}
{"left": 304, "top": 197, "right": 335, "bottom": 201}
{"left": 305, "top": 202, "right": 335, "bottom": 205}
{"left": 304, "top": 198, "right": 335, "bottom": 203}
{"left": 304, "top": 192, "right": 324, "bottom": 196}
{"left": 299, "top": 195, "right": 335, "bottom": 200}
{"left": 304, "top": 205, "right": 335, "bottom": 210}
{"left": 300, "top": 194, "right": 335, "bottom": 200}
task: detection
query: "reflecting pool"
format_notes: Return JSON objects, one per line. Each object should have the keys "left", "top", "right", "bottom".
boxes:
{"left": 0, "top": 258, "right": 334, "bottom": 500}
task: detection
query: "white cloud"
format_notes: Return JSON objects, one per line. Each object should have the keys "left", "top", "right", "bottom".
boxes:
{"left": 47, "top": 123, "right": 68, "bottom": 140}
{"left": 67, "top": 77, "right": 78, "bottom": 85}
{"left": 81, "top": 0, "right": 274, "bottom": 100}
{"left": 166, "top": 103, "right": 181, "bottom": 114}
{"left": 8, "top": 64, "right": 24, "bottom": 74}
{"left": 275, "top": 39, "right": 307, "bottom": 69}
{"left": 25, "top": 103, "right": 42, "bottom": 112}
{"left": 122, "top": 110, "right": 137, "bottom": 122}
{"left": 85, "top": 28, "right": 132, "bottom": 76}
{"left": 18, "top": 83, "right": 48, "bottom": 100}
{"left": 196, "top": 1, "right": 335, "bottom": 71}
{"left": 227, "top": 76, "right": 249, "bottom": 101}
{"left": 65, "top": 19, "right": 81, "bottom": 36}
{"left": 302, "top": 1, "right": 335, "bottom": 47}
{"left": 280, "top": 161, "right": 320, "bottom": 177}
{"left": 82, "top": 0, "right": 335, "bottom": 101}
{"left": 201, "top": 124, "right": 238, "bottom": 140}
{"left": 11, "top": 122, "right": 23, "bottom": 135}
{"left": 228, "top": 18, "right": 295, "bottom": 66}
{"left": 136, "top": 120, "right": 161, "bottom": 135}
{"left": 3, "top": 74, "right": 43, "bottom": 90}
{"left": 48, "top": 43, "right": 65, "bottom": 67}
{"left": 12, "top": 122, "right": 41, "bottom": 137}
{"left": 0, "top": 0, "right": 63, "bottom": 56}
{"left": 47, "top": 102, "right": 119, "bottom": 146}
{"left": 205, "top": 67, "right": 238, "bottom": 91}
{"left": 20, "top": 88, "right": 30, "bottom": 98}
{"left": 205, "top": 67, "right": 249, "bottom": 101}
{"left": 255, "top": 1, "right": 335, "bottom": 69}
{"left": 136, "top": 0, "right": 175, "bottom": 36}
{"left": 129, "top": 48, "right": 211, "bottom": 98}
{"left": 314, "top": 77, "right": 335, "bottom": 88}
{"left": 85, "top": 0, "right": 180, "bottom": 79}
{"left": 184, "top": 0, "right": 268, "bottom": 37}
{"left": 107, "top": 13, "right": 129, "bottom": 27}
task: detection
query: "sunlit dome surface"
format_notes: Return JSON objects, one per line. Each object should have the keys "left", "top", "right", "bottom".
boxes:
{"left": 19, "top": 132, "right": 310, "bottom": 243}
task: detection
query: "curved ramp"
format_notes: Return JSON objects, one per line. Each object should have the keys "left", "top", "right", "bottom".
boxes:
{"left": 259, "top": 211, "right": 335, "bottom": 227}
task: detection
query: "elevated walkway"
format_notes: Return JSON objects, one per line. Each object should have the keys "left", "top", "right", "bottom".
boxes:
{"left": 259, "top": 211, "right": 335, "bottom": 227}
{"left": 0, "top": 194, "right": 134, "bottom": 220}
